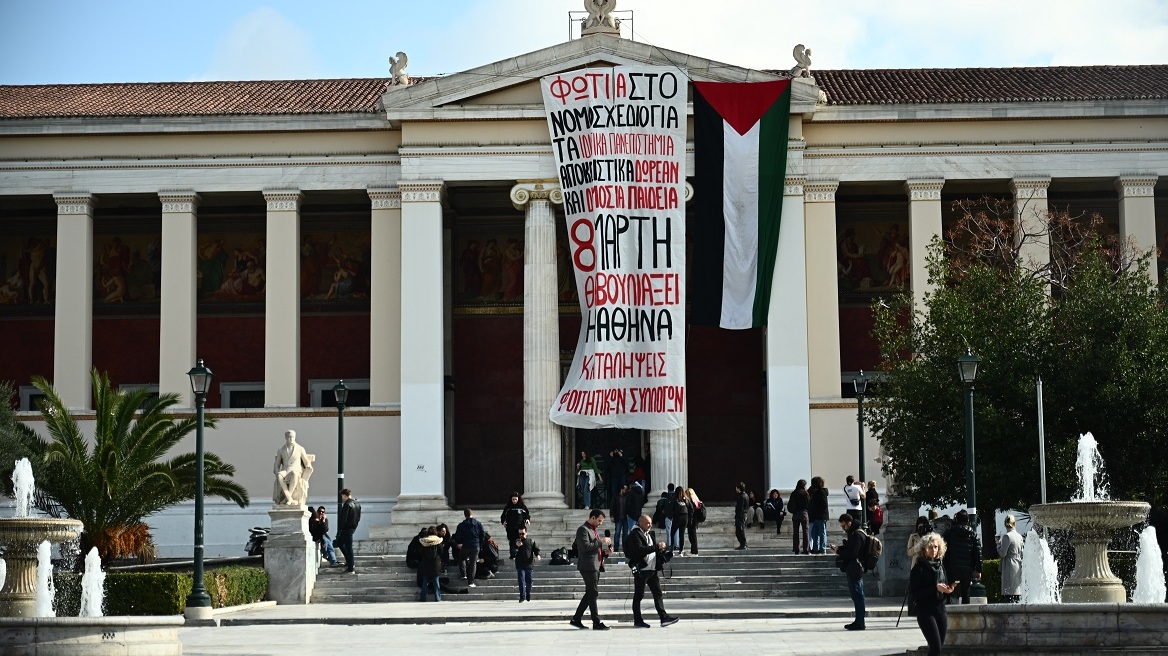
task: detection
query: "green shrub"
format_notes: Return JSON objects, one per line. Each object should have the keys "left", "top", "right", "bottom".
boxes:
{"left": 980, "top": 558, "right": 1002, "bottom": 603}
{"left": 54, "top": 566, "right": 267, "bottom": 616}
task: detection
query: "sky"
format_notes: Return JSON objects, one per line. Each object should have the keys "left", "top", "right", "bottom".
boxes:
{"left": 1, "top": 0, "right": 1167, "bottom": 85}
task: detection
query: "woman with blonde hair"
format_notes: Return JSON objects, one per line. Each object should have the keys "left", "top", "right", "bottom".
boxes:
{"left": 997, "top": 514, "right": 1023, "bottom": 603}
{"left": 685, "top": 488, "right": 703, "bottom": 555}
{"left": 910, "top": 533, "right": 955, "bottom": 656}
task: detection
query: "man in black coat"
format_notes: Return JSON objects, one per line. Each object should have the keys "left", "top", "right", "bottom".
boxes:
{"left": 831, "top": 513, "right": 867, "bottom": 630}
{"left": 336, "top": 488, "right": 361, "bottom": 573}
{"left": 625, "top": 514, "right": 679, "bottom": 628}
{"left": 942, "top": 509, "right": 983, "bottom": 604}
{"left": 606, "top": 448, "right": 627, "bottom": 505}
{"left": 625, "top": 481, "right": 646, "bottom": 534}
{"left": 734, "top": 482, "right": 749, "bottom": 550}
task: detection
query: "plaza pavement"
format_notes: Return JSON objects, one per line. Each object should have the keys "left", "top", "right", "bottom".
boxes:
{"left": 179, "top": 597, "right": 926, "bottom": 655}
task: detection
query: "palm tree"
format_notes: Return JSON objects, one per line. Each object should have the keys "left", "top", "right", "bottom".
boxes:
{"left": 26, "top": 369, "right": 249, "bottom": 564}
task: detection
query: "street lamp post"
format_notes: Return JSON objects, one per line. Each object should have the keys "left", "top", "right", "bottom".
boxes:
{"left": 185, "top": 359, "right": 213, "bottom": 616}
{"left": 957, "top": 348, "right": 987, "bottom": 599}
{"left": 333, "top": 380, "right": 349, "bottom": 517}
{"left": 854, "top": 370, "right": 869, "bottom": 529}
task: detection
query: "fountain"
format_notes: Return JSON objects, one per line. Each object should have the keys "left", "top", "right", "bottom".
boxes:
{"left": 36, "top": 540, "right": 56, "bottom": 617}
{"left": 942, "top": 433, "right": 1166, "bottom": 654}
{"left": 79, "top": 547, "right": 105, "bottom": 617}
{"left": 0, "top": 458, "right": 183, "bottom": 655}
{"left": 0, "top": 458, "right": 83, "bottom": 617}
{"left": 1132, "top": 526, "right": 1166, "bottom": 604}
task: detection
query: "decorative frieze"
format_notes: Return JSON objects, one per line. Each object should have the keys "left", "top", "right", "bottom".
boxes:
{"left": 398, "top": 181, "right": 444, "bottom": 204}
{"left": 784, "top": 176, "right": 807, "bottom": 197}
{"left": 1009, "top": 176, "right": 1050, "bottom": 200}
{"left": 263, "top": 190, "right": 302, "bottom": 212}
{"left": 158, "top": 191, "right": 200, "bottom": 214}
{"left": 52, "top": 193, "right": 95, "bottom": 215}
{"left": 368, "top": 188, "right": 402, "bottom": 209}
{"left": 804, "top": 180, "right": 839, "bottom": 203}
{"left": 1115, "top": 175, "right": 1158, "bottom": 199}
{"left": 905, "top": 179, "right": 945, "bottom": 201}
{"left": 510, "top": 180, "right": 563, "bottom": 210}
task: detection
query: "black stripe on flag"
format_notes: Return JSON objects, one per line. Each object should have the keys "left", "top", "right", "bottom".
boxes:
{"left": 691, "top": 87, "right": 725, "bottom": 327}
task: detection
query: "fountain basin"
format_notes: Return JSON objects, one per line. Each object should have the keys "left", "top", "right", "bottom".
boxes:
{"left": 0, "top": 616, "right": 183, "bottom": 655}
{"left": 945, "top": 603, "right": 1168, "bottom": 654}
{"left": 1030, "top": 501, "right": 1150, "bottom": 603}
{"left": 0, "top": 518, "right": 83, "bottom": 618}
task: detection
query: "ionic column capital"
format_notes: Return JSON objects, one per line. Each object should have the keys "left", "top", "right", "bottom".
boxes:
{"left": 784, "top": 176, "right": 807, "bottom": 197}
{"left": 53, "top": 192, "right": 95, "bottom": 215}
{"left": 904, "top": 179, "right": 945, "bottom": 201}
{"left": 510, "top": 179, "right": 563, "bottom": 211}
{"left": 158, "top": 190, "right": 201, "bottom": 213}
{"left": 804, "top": 179, "right": 839, "bottom": 203}
{"left": 263, "top": 189, "right": 302, "bottom": 212}
{"left": 398, "top": 180, "right": 445, "bottom": 204}
{"left": 1010, "top": 176, "right": 1051, "bottom": 200}
{"left": 368, "top": 187, "right": 402, "bottom": 209}
{"left": 1115, "top": 174, "right": 1158, "bottom": 199}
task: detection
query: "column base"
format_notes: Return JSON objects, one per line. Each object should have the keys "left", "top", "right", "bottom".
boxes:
{"left": 523, "top": 491, "right": 567, "bottom": 509}
{"left": 383, "top": 494, "right": 452, "bottom": 531}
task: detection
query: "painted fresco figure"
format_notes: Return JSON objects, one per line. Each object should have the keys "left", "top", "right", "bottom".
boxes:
{"left": 479, "top": 238, "right": 502, "bottom": 301}
{"left": 460, "top": 240, "right": 482, "bottom": 300}
{"left": 503, "top": 238, "right": 523, "bottom": 302}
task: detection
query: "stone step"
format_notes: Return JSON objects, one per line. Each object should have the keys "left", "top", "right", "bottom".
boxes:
{"left": 311, "top": 588, "right": 850, "bottom": 603}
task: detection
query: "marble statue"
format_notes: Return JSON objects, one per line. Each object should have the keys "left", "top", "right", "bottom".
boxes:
{"left": 273, "top": 429, "right": 315, "bottom": 506}
{"left": 582, "top": 0, "right": 620, "bottom": 32}
{"left": 388, "top": 52, "right": 410, "bottom": 86}
{"left": 789, "top": 44, "right": 813, "bottom": 78}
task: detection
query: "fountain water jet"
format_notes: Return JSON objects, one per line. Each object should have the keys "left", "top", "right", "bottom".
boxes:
{"left": 1019, "top": 529, "right": 1060, "bottom": 604}
{"left": 36, "top": 540, "right": 55, "bottom": 617}
{"left": 79, "top": 547, "right": 104, "bottom": 617}
{"left": 1133, "top": 525, "right": 1166, "bottom": 604}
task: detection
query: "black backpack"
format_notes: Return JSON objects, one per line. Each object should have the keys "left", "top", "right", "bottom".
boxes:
{"left": 550, "top": 547, "right": 570, "bottom": 565}
{"left": 693, "top": 502, "right": 707, "bottom": 523}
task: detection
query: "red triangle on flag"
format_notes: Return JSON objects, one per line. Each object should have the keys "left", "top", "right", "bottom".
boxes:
{"left": 693, "top": 79, "right": 792, "bottom": 136}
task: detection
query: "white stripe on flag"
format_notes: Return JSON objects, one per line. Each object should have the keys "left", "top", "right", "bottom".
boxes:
{"left": 720, "top": 119, "right": 761, "bottom": 329}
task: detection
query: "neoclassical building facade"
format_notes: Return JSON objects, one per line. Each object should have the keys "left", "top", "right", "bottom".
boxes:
{"left": 1, "top": 33, "right": 1165, "bottom": 556}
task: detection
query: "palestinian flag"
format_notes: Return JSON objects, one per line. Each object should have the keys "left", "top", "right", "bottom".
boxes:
{"left": 691, "top": 79, "right": 792, "bottom": 329}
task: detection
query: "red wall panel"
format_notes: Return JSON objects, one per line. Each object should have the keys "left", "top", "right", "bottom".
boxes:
{"left": 300, "top": 314, "right": 371, "bottom": 407}
{"left": 839, "top": 306, "right": 880, "bottom": 372}
{"left": 0, "top": 318, "right": 53, "bottom": 405}
{"left": 92, "top": 317, "right": 161, "bottom": 388}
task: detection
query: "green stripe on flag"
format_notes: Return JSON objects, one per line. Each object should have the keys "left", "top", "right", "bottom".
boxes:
{"left": 752, "top": 87, "right": 792, "bottom": 327}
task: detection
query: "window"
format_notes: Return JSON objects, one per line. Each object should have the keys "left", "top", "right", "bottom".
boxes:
{"left": 308, "top": 379, "right": 370, "bottom": 408}
{"left": 19, "top": 386, "right": 44, "bottom": 412}
{"left": 220, "top": 382, "right": 265, "bottom": 409}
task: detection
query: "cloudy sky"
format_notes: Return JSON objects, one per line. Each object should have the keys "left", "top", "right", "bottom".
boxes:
{"left": 2, "top": 0, "right": 1166, "bottom": 84}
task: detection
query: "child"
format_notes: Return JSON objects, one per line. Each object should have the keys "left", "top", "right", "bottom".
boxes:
{"left": 868, "top": 502, "right": 884, "bottom": 535}
{"left": 513, "top": 526, "right": 541, "bottom": 602}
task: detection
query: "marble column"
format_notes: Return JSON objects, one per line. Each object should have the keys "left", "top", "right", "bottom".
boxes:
{"left": 510, "top": 180, "right": 567, "bottom": 508}
{"left": 368, "top": 188, "right": 402, "bottom": 406}
{"left": 1115, "top": 175, "right": 1160, "bottom": 287}
{"left": 649, "top": 421, "right": 688, "bottom": 498}
{"left": 905, "top": 179, "right": 945, "bottom": 314}
{"left": 52, "top": 193, "right": 95, "bottom": 410}
{"left": 1010, "top": 176, "right": 1051, "bottom": 274}
{"left": 803, "top": 180, "right": 842, "bottom": 400}
{"left": 158, "top": 191, "right": 199, "bottom": 407}
{"left": 262, "top": 190, "right": 302, "bottom": 407}
{"left": 396, "top": 181, "right": 448, "bottom": 514}
{"left": 764, "top": 177, "right": 811, "bottom": 491}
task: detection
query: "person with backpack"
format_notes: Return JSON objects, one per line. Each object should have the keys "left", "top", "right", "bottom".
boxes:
{"left": 336, "top": 488, "right": 361, "bottom": 573}
{"left": 669, "top": 486, "right": 690, "bottom": 555}
{"left": 830, "top": 513, "right": 868, "bottom": 630}
{"left": 653, "top": 484, "right": 675, "bottom": 548}
{"left": 500, "top": 492, "right": 531, "bottom": 558}
{"left": 763, "top": 488, "right": 786, "bottom": 536}
{"left": 685, "top": 487, "right": 704, "bottom": 555}
{"left": 942, "top": 509, "right": 982, "bottom": 604}
{"left": 844, "top": 475, "right": 864, "bottom": 521}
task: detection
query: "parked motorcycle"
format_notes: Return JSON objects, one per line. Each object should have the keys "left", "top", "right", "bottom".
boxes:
{"left": 245, "top": 526, "right": 270, "bottom": 556}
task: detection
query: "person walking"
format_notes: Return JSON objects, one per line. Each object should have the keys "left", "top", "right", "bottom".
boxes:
{"left": 734, "top": 482, "right": 749, "bottom": 550}
{"left": 500, "top": 492, "right": 531, "bottom": 558}
{"left": 763, "top": 489, "right": 786, "bottom": 535}
{"left": 417, "top": 527, "right": 444, "bottom": 602}
{"left": 513, "top": 526, "right": 540, "bottom": 602}
{"left": 626, "top": 514, "right": 680, "bottom": 628}
{"left": 788, "top": 479, "right": 811, "bottom": 555}
{"left": 911, "top": 532, "right": 955, "bottom": 655}
{"left": 454, "top": 508, "right": 488, "bottom": 588}
{"left": 808, "top": 476, "right": 829, "bottom": 553}
{"left": 831, "top": 513, "right": 868, "bottom": 630}
{"left": 996, "top": 514, "right": 1023, "bottom": 603}
{"left": 685, "top": 488, "right": 703, "bottom": 555}
{"left": 308, "top": 506, "right": 339, "bottom": 566}
{"left": 942, "top": 510, "right": 982, "bottom": 604}
{"left": 570, "top": 509, "right": 612, "bottom": 630}
{"left": 669, "top": 486, "right": 690, "bottom": 555}
{"left": 336, "top": 488, "right": 361, "bottom": 573}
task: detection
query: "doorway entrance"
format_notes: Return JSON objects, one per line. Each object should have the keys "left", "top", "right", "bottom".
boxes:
{"left": 570, "top": 428, "right": 646, "bottom": 510}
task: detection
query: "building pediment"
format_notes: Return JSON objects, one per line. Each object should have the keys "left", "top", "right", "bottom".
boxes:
{"left": 381, "top": 33, "right": 822, "bottom": 125}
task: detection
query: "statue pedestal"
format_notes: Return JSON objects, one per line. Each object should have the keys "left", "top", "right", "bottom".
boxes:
{"left": 264, "top": 506, "right": 317, "bottom": 604}
{"left": 876, "top": 494, "right": 914, "bottom": 597}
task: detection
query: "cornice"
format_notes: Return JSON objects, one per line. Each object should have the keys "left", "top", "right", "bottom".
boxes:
{"left": 158, "top": 190, "right": 200, "bottom": 213}
{"left": 784, "top": 176, "right": 807, "bottom": 196}
{"left": 398, "top": 180, "right": 445, "bottom": 203}
{"left": 52, "top": 193, "right": 95, "bottom": 215}
{"left": 1115, "top": 174, "right": 1159, "bottom": 198}
{"left": 262, "top": 189, "right": 302, "bottom": 211}
{"left": 805, "top": 142, "right": 1168, "bottom": 159}
{"left": 0, "top": 154, "right": 400, "bottom": 172}
{"left": 803, "top": 180, "right": 839, "bottom": 203}
{"left": 905, "top": 179, "right": 945, "bottom": 201}
{"left": 367, "top": 188, "right": 402, "bottom": 209}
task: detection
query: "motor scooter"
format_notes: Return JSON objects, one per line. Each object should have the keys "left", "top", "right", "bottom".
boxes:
{"left": 245, "top": 526, "right": 270, "bottom": 556}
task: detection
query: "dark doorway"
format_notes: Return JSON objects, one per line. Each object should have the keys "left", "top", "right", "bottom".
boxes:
{"left": 572, "top": 428, "right": 645, "bottom": 509}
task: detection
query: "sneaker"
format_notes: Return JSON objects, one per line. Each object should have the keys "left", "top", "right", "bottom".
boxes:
{"left": 734, "top": 545, "right": 747, "bottom": 550}
{"left": 518, "top": 598, "right": 525, "bottom": 603}
{"left": 844, "top": 622, "right": 866, "bottom": 631}
{"left": 569, "top": 619, "right": 587, "bottom": 630}
{"left": 344, "top": 568, "right": 355, "bottom": 574}
{"left": 661, "top": 616, "right": 679, "bottom": 627}
{"left": 592, "top": 623, "right": 610, "bottom": 631}
{"left": 633, "top": 621, "right": 652, "bottom": 628}
{"left": 468, "top": 583, "right": 477, "bottom": 588}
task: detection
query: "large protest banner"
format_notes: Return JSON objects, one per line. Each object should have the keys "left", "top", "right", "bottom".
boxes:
{"left": 541, "top": 66, "right": 688, "bottom": 430}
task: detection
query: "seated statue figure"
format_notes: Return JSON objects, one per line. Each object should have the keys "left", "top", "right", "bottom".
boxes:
{"left": 273, "top": 429, "right": 315, "bottom": 506}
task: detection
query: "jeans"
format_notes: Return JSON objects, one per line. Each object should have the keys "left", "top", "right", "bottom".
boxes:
{"left": 809, "top": 519, "right": 828, "bottom": 553}
{"left": 578, "top": 474, "right": 591, "bottom": 508}
{"left": 335, "top": 528, "right": 355, "bottom": 569}
{"left": 848, "top": 575, "right": 866, "bottom": 625}
{"left": 916, "top": 606, "right": 947, "bottom": 656}
{"left": 318, "top": 535, "right": 337, "bottom": 564}
{"left": 517, "top": 567, "right": 533, "bottom": 600}
{"left": 613, "top": 517, "right": 629, "bottom": 551}
{"left": 671, "top": 521, "right": 687, "bottom": 553}
{"left": 665, "top": 518, "right": 675, "bottom": 548}
{"left": 632, "top": 570, "right": 668, "bottom": 623}
{"left": 573, "top": 570, "right": 601, "bottom": 624}
{"left": 459, "top": 546, "right": 480, "bottom": 582}
{"left": 420, "top": 574, "right": 441, "bottom": 601}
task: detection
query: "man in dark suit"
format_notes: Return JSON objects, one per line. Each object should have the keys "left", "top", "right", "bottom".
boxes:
{"left": 570, "top": 509, "right": 612, "bottom": 630}
{"left": 625, "top": 514, "right": 680, "bottom": 628}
